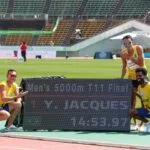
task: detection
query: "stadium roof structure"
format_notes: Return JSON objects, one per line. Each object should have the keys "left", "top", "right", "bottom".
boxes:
{"left": 68, "top": 20, "right": 150, "bottom": 51}
{"left": 110, "top": 31, "right": 150, "bottom": 40}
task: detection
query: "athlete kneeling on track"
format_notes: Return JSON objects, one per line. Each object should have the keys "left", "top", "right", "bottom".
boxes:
{"left": 0, "top": 69, "right": 28, "bottom": 131}
{"left": 130, "top": 68, "right": 150, "bottom": 132}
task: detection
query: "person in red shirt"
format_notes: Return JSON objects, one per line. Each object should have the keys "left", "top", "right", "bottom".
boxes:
{"left": 20, "top": 42, "right": 27, "bottom": 62}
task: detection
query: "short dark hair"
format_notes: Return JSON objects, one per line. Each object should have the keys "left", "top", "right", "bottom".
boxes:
{"left": 122, "top": 35, "right": 133, "bottom": 41}
{"left": 135, "top": 68, "right": 148, "bottom": 76}
{"left": 7, "top": 69, "right": 16, "bottom": 76}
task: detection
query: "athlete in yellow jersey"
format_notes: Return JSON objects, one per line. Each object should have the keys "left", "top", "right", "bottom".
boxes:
{"left": 0, "top": 81, "right": 18, "bottom": 106}
{"left": 120, "top": 35, "right": 146, "bottom": 80}
{"left": 130, "top": 68, "right": 150, "bottom": 132}
{"left": 0, "top": 69, "right": 28, "bottom": 131}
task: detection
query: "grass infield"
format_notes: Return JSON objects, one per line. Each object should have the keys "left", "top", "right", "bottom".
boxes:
{"left": 0, "top": 59, "right": 150, "bottom": 84}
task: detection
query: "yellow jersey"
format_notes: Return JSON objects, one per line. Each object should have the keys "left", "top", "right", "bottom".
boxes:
{"left": 0, "top": 81, "right": 18, "bottom": 106}
{"left": 121, "top": 45, "right": 146, "bottom": 80}
{"left": 137, "top": 82, "right": 150, "bottom": 110}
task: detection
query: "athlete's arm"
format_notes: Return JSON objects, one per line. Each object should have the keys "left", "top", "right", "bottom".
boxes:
{"left": 0, "top": 85, "right": 28, "bottom": 103}
{"left": 14, "top": 87, "right": 22, "bottom": 102}
{"left": 134, "top": 92, "right": 145, "bottom": 108}
{"left": 130, "top": 45, "right": 144, "bottom": 66}
{"left": 0, "top": 85, "right": 16, "bottom": 102}
{"left": 120, "top": 53, "right": 127, "bottom": 79}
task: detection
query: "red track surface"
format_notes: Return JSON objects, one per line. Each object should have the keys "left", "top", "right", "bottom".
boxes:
{"left": 0, "top": 137, "right": 133, "bottom": 150}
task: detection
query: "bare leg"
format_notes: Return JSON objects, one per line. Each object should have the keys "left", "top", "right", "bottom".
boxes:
{"left": 0, "top": 110, "right": 10, "bottom": 121}
{"left": 130, "top": 108, "right": 148, "bottom": 128}
{"left": 6, "top": 102, "right": 21, "bottom": 127}
{"left": 134, "top": 115, "right": 148, "bottom": 123}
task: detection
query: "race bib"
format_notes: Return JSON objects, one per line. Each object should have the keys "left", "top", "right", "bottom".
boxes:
{"left": 127, "top": 60, "right": 140, "bottom": 70}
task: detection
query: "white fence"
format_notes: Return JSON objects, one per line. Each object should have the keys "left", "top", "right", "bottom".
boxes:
{"left": 0, "top": 46, "right": 65, "bottom": 58}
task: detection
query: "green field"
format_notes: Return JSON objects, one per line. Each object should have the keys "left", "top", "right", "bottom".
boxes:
{"left": 0, "top": 59, "right": 150, "bottom": 84}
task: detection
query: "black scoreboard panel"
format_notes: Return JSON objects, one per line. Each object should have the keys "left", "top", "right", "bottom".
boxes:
{"left": 22, "top": 78, "right": 132, "bottom": 131}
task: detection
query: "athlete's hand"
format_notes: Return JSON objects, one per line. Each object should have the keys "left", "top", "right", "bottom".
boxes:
{"left": 16, "top": 91, "right": 28, "bottom": 98}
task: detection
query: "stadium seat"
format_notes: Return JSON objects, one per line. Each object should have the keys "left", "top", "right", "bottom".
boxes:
{"left": 13, "top": 0, "right": 46, "bottom": 15}
{"left": 0, "top": 0, "right": 9, "bottom": 14}
{"left": 82, "top": 0, "right": 120, "bottom": 17}
{"left": 48, "top": 0, "right": 83, "bottom": 17}
{"left": 115, "top": 0, "right": 150, "bottom": 17}
{"left": 37, "top": 20, "right": 73, "bottom": 45}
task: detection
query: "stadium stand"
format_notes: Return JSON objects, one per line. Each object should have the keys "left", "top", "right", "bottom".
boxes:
{"left": 4, "top": 34, "right": 33, "bottom": 45}
{"left": 7, "top": 0, "right": 14, "bottom": 14}
{"left": 115, "top": 0, "right": 150, "bottom": 17}
{"left": 71, "top": 19, "right": 106, "bottom": 39}
{"left": 12, "top": 0, "right": 46, "bottom": 15}
{"left": 82, "top": 0, "right": 120, "bottom": 17}
{"left": 0, "top": 0, "right": 150, "bottom": 46}
{"left": 0, "top": 18, "right": 127, "bottom": 46}
{"left": 37, "top": 19, "right": 124, "bottom": 46}
{"left": 103, "top": 19, "right": 125, "bottom": 31}
{"left": 0, "top": 0, "right": 9, "bottom": 14}
{"left": 37, "top": 19, "right": 73, "bottom": 45}
{"left": 1, "top": 20, "right": 45, "bottom": 45}
{"left": 48, "top": 0, "right": 83, "bottom": 17}
{"left": 36, "top": 22, "right": 54, "bottom": 45}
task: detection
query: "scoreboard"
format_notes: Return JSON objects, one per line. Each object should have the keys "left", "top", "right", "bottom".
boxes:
{"left": 22, "top": 78, "right": 132, "bottom": 131}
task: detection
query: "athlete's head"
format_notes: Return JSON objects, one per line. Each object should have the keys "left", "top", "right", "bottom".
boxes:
{"left": 122, "top": 35, "right": 133, "bottom": 48}
{"left": 135, "top": 68, "right": 148, "bottom": 85}
{"left": 7, "top": 69, "right": 17, "bottom": 84}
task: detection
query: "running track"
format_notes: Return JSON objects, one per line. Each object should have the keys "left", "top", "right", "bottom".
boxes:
{"left": 0, "top": 137, "right": 135, "bottom": 150}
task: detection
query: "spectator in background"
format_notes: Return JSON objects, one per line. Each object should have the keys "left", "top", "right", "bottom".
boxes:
{"left": 130, "top": 68, "right": 150, "bottom": 132}
{"left": 50, "top": 40, "right": 54, "bottom": 46}
{"left": 20, "top": 41, "right": 27, "bottom": 62}
{"left": 75, "top": 29, "right": 82, "bottom": 39}
{"left": 0, "top": 69, "right": 28, "bottom": 131}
